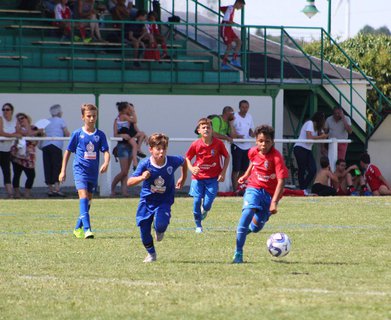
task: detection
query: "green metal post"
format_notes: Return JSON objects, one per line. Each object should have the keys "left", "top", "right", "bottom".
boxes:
{"left": 327, "top": 0, "right": 331, "bottom": 35}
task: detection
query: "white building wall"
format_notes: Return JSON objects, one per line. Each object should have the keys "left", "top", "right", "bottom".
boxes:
{"left": 1, "top": 93, "right": 284, "bottom": 193}
{"left": 323, "top": 82, "right": 368, "bottom": 130}
{"left": 367, "top": 115, "right": 391, "bottom": 184}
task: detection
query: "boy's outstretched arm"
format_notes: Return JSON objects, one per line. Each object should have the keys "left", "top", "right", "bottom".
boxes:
{"left": 186, "top": 157, "right": 200, "bottom": 176}
{"left": 59, "top": 150, "right": 71, "bottom": 183}
{"left": 176, "top": 160, "right": 188, "bottom": 189}
{"left": 270, "top": 178, "right": 285, "bottom": 215}
{"left": 99, "top": 151, "right": 110, "bottom": 174}
{"left": 127, "top": 170, "right": 150, "bottom": 187}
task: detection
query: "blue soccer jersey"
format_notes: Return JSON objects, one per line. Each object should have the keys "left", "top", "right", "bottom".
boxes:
{"left": 67, "top": 127, "right": 109, "bottom": 183}
{"left": 132, "top": 155, "right": 185, "bottom": 205}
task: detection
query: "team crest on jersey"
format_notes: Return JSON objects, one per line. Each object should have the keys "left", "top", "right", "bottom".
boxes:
{"left": 84, "top": 141, "right": 97, "bottom": 160}
{"left": 151, "top": 175, "right": 166, "bottom": 193}
{"left": 211, "top": 149, "right": 216, "bottom": 156}
{"left": 94, "top": 135, "right": 100, "bottom": 142}
{"left": 167, "top": 166, "right": 173, "bottom": 175}
{"left": 264, "top": 160, "right": 269, "bottom": 169}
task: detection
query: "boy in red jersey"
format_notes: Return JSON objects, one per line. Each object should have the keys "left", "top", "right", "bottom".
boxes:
{"left": 360, "top": 153, "right": 391, "bottom": 196}
{"left": 220, "top": 0, "right": 245, "bottom": 70}
{"left": 186, "top": 118, "right": 230, "bottom": 233}
{"left": 232, "top": 125, "right": 288, "bottom": 263}
{"left": 146, "top": 11, "right": 170, "bottom": 60}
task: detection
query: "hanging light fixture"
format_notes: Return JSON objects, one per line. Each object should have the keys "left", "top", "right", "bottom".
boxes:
{"left": 302, "top": 0, "right": 319, "bottom": 19}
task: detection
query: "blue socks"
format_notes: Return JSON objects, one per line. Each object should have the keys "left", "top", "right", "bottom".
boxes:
{"left": 78, "top": 197, "right": 91, "bottom": 232}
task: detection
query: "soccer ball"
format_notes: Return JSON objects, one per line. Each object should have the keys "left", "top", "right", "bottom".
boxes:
{"left": 266, "top": 232, "right": 291, "bottom": 257}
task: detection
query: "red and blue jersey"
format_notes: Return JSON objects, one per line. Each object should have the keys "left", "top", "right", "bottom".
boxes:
{"left": 246, "top": 146, "right": 288, "bottom": 196}
{"left": 186, "top": 137, "right": 229, "bottom": 180}
{"left": 220, "top": 5, "right": 235, "bottom": 23}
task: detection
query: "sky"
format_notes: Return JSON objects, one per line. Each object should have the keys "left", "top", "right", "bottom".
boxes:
{"left": 161, "top": 0, "right": 391, "bottom": 40}
{"left": 244, "top": 0, "right": 391, "bottom": 40}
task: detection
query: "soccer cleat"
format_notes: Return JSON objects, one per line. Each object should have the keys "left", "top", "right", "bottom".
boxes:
{"left": 350, "top": 191, "right": 360, "bottom": 196}
{"left": 84, "top": 229, "right": 94, "bottom": 239}
{"left": 195, "top": 227, "right": 203, "bottom": 233}
{"left": 83, "top": 37, "right": 92, "bottom": 43}
{"left": 201, "top": 208, "right": 209, "bottom": 221}
{"left": 73, "top": 228, "right": 84, "bottom": 239}
{"left": 363, "top": 190, "right": 372, "bottom": 196}
{"left": 155, "top": 231, "right": 164, "bottom": 242}
{"left": 230, "top": 59, "right": 242, "bottom": 68}
{"left": 143, "top": 252, "right": 157, "bottom": 263}
{"left": 137, "top": 151, "right": 147, "bottom": 158}
{"left": 232, "top": 252, "right": 243, "bottom": 264}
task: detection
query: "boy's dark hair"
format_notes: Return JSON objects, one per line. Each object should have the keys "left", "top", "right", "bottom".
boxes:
{"left": 148, "top": 133, "right": 169, "bottom": 148}
{"left": 360, "top": 153, "right": 371, "bottom": 164}
{"left": 235, "top": 0, "right": 245, "bottom": 4}
{"left": 2, "top": 102, "right": 14, "bottom": 112}
{"left": 254, "top": 125, "right": 274, "bottom": 140}
{"left": 147, "top": 11, "right": 157, "bottom": 19}
{"left": 320, "top": 156, "right": 330, "bottom": 169}
{"left": 336, "top": 158, "right": 346, "bottom": 166}
{"left": 116, "top": 101, "right": 130, "bottom": 112}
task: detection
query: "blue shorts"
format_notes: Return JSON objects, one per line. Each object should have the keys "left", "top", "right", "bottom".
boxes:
{"left": 117, "top": 143, "right": 133, "bottom": 159}
{"left": 189, "top": 178, "right": 218, "bottom": 198}
{"left": 243, "top": 187, "right": 272, "bottom": 215}
{"left": 136, "top": 199, "right": 171, "bottom": 227}
{"left": 75, "top": 180, "right": 97, "bottom": 193}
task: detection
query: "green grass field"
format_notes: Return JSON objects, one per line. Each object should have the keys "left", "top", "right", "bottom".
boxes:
{"left": 1, "top": 196, "right": 391, "bottom": 320}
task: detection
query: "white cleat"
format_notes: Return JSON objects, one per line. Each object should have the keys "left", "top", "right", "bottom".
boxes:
{"left": 195, "top": 227, "right": 203, "bottom": 234}
{"left": 143, "top": 252, "right": 157, "bottom": 263}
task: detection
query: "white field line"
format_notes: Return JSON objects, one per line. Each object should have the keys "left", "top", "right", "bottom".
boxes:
{"left": 17, "top": 275, "right": 390, "bottom": 297}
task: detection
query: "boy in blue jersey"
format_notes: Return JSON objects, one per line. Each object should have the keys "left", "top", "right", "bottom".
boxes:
{"left": 127, "top": 133, "right": 187, "bottom": 263}
{"left": 59, "top": 103, "right": 110, "bottom": 239}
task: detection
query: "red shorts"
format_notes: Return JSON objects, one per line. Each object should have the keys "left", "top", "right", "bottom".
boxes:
{"left": 221, "top": 26, "right": 239, "bottom": 45}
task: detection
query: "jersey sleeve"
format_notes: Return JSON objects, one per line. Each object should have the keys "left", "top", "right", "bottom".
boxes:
{"left": 274, "top": 150, "right": 289, "bottom": 179}
{"left": 218, "top": 139, "right": 229, "bottom": 157}
{"left": 131, "top": 158, "right": 149, "bottom": 177}
{"left": 223, "top": 6, "right": 234, "bottom": 22}
{"left": 99, "top": 131, "right": 109, "bottom": 152}
{"left": 66, "top": 130, "right": 78, "bottom": 153}
{"left": 185, "top": 142, "right": 197, "bottom": 160}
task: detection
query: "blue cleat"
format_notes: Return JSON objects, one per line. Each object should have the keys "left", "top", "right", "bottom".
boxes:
{"left": 230, "top": 59, "right": 242, "bottom": 68}
{"left": 221, "top": 63, "right": 232, "bottom": 70}
{"left": 350, "top": 191, "right": 360, "bottom": 196}
{"left": 232, "top": 252, "right": 243, "bottom": 264}
{"left": 363, "top": 190, "right": 372, "bottom": 196}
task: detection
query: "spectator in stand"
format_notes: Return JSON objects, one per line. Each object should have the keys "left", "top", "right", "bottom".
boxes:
{"left": 231, "top": 100, "right": 255, "bottom": 192}
{"left": 146, "top": 11, "right": 170, "bottom": 60}
{"left": 54, "top": 0, "right": 73, "bottom": 41}
{"left": 311, "top": 156, "right": 338, "bottom": 196}
{"left": 325, "top": 106, "right": 352, "bottom": 160}
{"left": 10, "top": 113, "right": 44, "bottom": 199}
{"left": 107, "top": 0, "right": 134, "bottom": 15}
{"left": 74, "top": 0, "right": 104, "bottom": 42}
{"left": 360, "top": 153, "right": 391, "bottom": 196}
{"left": 127, "top": 9, "right": 152, "bottom": 68}
{"left": 40, "top": 104, "right": 70, "bottom": 197}
{"left": 293, "top": 111, "right": 328, "bottom": 191}
{"left": 0, "top": 103, "right": 21, "bottom": 198}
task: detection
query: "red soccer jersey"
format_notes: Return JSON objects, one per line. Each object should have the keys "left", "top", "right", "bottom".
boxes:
{"left": 186, "top": 137, "right": 228, "bottom": 180}
{"left": 220, "top": 5, "right": 235, "bottom": 23}
{"left": 246, "top": 146, "right": 289, "bottom": 196}
{"left": 365, "top": 164, "right": 383, "bottom": 191}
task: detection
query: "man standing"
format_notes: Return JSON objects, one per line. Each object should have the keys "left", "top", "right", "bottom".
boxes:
{"left": 325, "top": 106, "right": 352, "bottom": 160}
{"left": 231, "top": 100, "right": 255, "bottom": 192}
{"left": 211, "top": 106, "right": 235, "bottom": 143}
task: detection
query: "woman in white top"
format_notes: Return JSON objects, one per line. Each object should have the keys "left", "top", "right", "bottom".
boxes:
{"left": 0, "top": 103, "right": 20, "bottom": 198}
{"left": 293, "top": 111, "right": 328, "bottom": 190}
